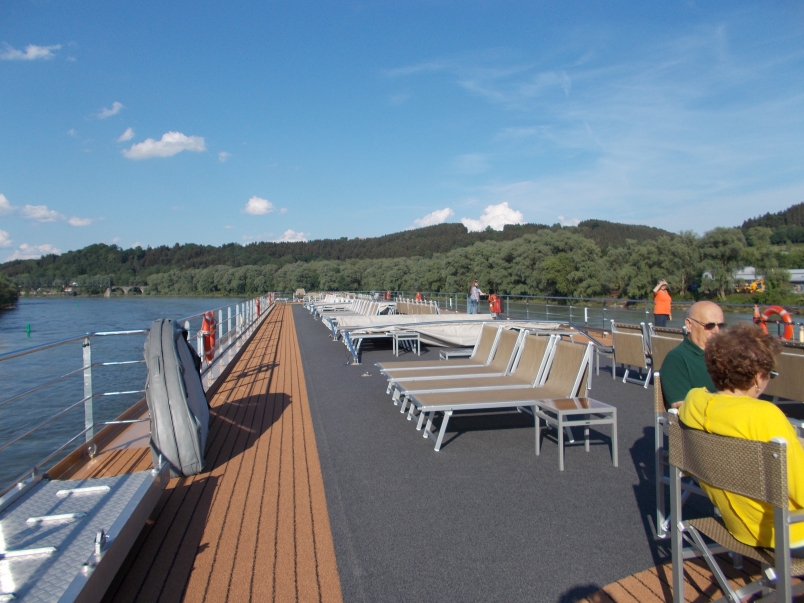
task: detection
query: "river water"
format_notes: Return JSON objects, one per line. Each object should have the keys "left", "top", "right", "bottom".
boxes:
{"left": 0, "top": 296, "right": 245, "bottom": 489}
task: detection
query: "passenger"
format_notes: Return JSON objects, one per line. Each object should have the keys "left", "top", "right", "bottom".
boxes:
{"left": 660, "top": 300, "right": 724, "bottom": 409}
{"left": 467, "top": 279, "right": 483, "bottom": 314}
{"left": 678, "top": 323, "right": 804, "bottom": 552}
{"left": 652, "top": 278, "right": 672, "bottom": 327}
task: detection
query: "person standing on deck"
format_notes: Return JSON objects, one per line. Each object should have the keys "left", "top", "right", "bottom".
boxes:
{"left": 652, "top": 278, "right": 672, "bottom": 327}
{"left": 467, "top": 279, "right": 483, "bottom": 314}
{"left": 660, "top": 300, "right": 725, "bottom": 409}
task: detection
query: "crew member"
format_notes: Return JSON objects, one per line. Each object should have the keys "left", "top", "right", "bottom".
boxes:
{"left": 653, "top": 278, "right": 672, "bottom": 327}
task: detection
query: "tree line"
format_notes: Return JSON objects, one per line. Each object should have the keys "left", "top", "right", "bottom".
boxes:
{"left": 9, "top": 226, "right": 792, "bottom": 304}
{"left": 0, "top": 220, "right": 672, "bottom": 284}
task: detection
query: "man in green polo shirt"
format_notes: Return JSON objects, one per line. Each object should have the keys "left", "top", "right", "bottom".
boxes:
{"left": 660, "top": 300, "right": 725, "bottom": 409}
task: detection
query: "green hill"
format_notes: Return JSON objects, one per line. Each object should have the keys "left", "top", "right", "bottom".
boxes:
{"left": 742, "top": 202, "right": 804, "bottom": 244}
{"left": 0, "top": 220, "right": 674, "bottom": 284}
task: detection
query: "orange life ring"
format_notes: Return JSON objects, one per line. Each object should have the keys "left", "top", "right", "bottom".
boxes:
{"left": 201, "top": 311, "right": 217, "bottom": 361}
{"left": 415, "top": 292, "right": 422, "bottom": 301}
{"left": 760, "top": 305, "right": 794, "bottom": 340}
{"left": 489, "top": 294, "right": 502, "bottom": 314}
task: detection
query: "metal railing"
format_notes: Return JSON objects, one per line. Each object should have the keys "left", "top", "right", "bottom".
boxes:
{"left": 0, "top": 294, "right": 277, "bottom": 497}
{"left": 303, "top": 290, "right": 803, "bottom": 335}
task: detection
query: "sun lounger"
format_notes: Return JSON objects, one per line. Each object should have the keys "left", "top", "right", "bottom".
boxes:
{"left": 404, "top": 340, "right": 592, "bottom": 450}
{"left": 383, "top": 328, "right": 525, "bottom": 385}
{"left": 375, "top": 324, "right": 501, "bottom": 373}
{"left": 392, "top": 332, "right": 557, "bottom": 411}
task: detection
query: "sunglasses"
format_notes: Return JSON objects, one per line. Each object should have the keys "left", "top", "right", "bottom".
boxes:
{"left": 687, "top": 317, "right": 727, "bottom": 331}
{"left": 770, "top": 371, "right": 779, "bottom": 380}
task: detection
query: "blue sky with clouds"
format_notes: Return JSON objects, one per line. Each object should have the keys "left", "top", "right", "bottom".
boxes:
{"left": 1, "top": 1, "right": 803, "bottom": 260}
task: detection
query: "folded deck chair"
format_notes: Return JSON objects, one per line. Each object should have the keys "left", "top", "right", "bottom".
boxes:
{"left": 391, "top": 332, "right": 556, "bottom": 406}
{"left": 375, "top": 324, "right": 501, "bottom": 373}
{"left": 384, "top": 328, "right": 525, "bottom": 385}
{"left": 404, "top": 340, "right": 592, "bottom": 450}
{"left": 611, "top": 321, "right": 652, "bottom": 388}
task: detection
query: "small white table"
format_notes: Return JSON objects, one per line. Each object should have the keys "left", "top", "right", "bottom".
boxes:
{"left": 392, "top": 331, "right": 420, "bottom": 356}
{"left": 533, "top": 397, "right": 618, "bottom": 471}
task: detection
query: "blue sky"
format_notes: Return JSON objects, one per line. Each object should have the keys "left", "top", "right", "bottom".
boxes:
{"left": 1, "top": 1, "right": 803, "bottom": 261}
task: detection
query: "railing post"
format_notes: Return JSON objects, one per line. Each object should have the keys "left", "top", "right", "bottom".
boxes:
{"left": 228, "top": 306, "right": 232, "bottom": 338}
{"left": 82, "top": 338, "right": 94, "bottom": 445}
{"left": 526, "top": 299, "right": 529, "bottom": 319}
{"left": 218, "top": 309, "right": 223, "bottom": 345}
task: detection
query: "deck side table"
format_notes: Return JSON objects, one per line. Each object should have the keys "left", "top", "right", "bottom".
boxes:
{"left": 392, "top": 331, "right": 420, "bottom": 356}
{"left": 533, "top": 397, "right": 618, "bottom": 471}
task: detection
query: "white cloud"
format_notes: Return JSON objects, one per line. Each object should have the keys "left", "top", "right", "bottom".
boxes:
{"left": 461, "top": 202, "right": 525, "bottom": 232}
{"left": 276, "top": 229, "right": 308, "bottom": 242}
{"left": 218, "top": 151, "right": 231, "bottom": 162}
{"left": 0, "top": 230, "right": 11, "bottom": 247}
{"left": 557, "top": 215, "right": 580, "bottom": 227}
{"left": 224, "top": 225, "right": 234, "bottom": 229}
{"left": 122, "top": 131, "right": 206, "bottom": 160}
{"left": 409, "top": 207, "right": 454, "bottom": 229}
{"left": 0, "top": 43, "right": 60, "bottom": 61}
{"left": 68, "top": 216, "right": 93, "bottom": 226}
{"left": 0, "top": 194, "right": 14, "bottom": 214}
{"left": 279, "top": 208, "right": 288, "bottom": 214}
{"left": 97, "top": 101, "right": 124, "bottom": 119}
{"left": 132, "top": 241, "right": 143, "bottom": 248}
{"left": 117, "top": 127, "right": 134, "bottom": 142}
{"left": 5, "top": 243, "right": 61, "bottom": 261}
{"left": 242, "top": 196, "right": 275, "bottom": 215}
{"left": 67, "top": 128, "right": 78, "bottom": 137}
{"left": 20, "top": 204, "right": 64, "bottom": 223}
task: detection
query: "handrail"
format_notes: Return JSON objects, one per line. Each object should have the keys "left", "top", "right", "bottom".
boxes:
{"left": 0, "top": 293, "right": 277, "bottom": 496}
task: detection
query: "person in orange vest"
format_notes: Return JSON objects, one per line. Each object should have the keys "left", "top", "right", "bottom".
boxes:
{"left": 652, "top": 278, "right": 672, "bottom": 327}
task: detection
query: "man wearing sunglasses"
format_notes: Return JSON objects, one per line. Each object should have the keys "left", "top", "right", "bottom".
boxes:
{"left": 660, "top": 300, "right": 726, "bottom": 409}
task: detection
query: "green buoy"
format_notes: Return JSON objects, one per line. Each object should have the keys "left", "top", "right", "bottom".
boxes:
{"left": 26, "top": 323, "right": 31, "bottom": 336}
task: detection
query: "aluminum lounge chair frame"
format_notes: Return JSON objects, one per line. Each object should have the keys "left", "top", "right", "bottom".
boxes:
{"left": 668, "top": 411, "right": 804, "bottom": 603}
{"left": 391, "top": 331, "right": 554, "bottom": 404}
{"left": 375, "top": 324, "right": 501, "bottom": 374}
{"left": 611, "top": 321, "right": 652, "bottom": 388}
{"left": 384, "top": 329, "right": 526, "bottom": 387}
{"left": 406, "top": 341, "right": 591, "bottom": 451}
{"left": 653, "top": 372, "right": 706, "bottom": 540}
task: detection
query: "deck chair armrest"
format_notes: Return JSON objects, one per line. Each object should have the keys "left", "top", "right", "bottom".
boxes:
{"left": 789, "top": 509, "right": 804, "bottom": 525}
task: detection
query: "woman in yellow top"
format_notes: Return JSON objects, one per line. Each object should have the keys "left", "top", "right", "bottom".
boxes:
{"left": 652, "top": 278, "right": 672, "bottom": 327}
{"left": 679, "top": 322, "right": 804, "bottom": 551}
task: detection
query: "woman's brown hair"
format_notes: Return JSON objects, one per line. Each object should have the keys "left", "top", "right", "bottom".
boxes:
{"left": 704, "top": 322, "right": 781, "bottom": 392}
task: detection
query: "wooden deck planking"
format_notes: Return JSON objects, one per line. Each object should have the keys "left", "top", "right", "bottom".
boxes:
{"left": 96, "top": 304, "right": 342, "bottom": 603}
{"left": 582, "top": 555, "right": 804, "bottom": 603}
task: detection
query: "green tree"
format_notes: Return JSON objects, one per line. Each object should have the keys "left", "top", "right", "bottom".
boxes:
{"left": 699, "top": 228, "right": 746, "bottom": 300}
{"left": 0, "top": 273, "right": 18, "bottom": 307}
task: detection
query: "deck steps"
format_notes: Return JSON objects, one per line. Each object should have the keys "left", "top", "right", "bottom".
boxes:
{"left": 94, "top": 304, "right": 342, "bottom": 603}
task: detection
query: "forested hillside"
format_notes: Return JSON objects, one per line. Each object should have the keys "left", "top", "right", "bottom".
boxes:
{"left": 743, "top": 202, "right": 804, "bottom": 244}
{"left": 3, "top": 211, "right": 803, "bottom": 303}
{"left": 0, "top": 220, "right": 671, "bottom": 283}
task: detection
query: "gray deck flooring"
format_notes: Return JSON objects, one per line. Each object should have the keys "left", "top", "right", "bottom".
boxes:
{"left": 294, "top": 306, "right": 706, "bottom": 603}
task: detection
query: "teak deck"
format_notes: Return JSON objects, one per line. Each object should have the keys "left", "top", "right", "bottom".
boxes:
{"left": 45, "top": 303, "right": 802, "bottom": 602}
{"left": 63, "top": 304, "right": 342, "bottom": 602}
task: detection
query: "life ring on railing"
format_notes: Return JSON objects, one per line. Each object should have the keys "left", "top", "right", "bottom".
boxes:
{"left": 759, "top": 305, "right": 794, "bottom": 340}
{"left": 415, "top": 292, "right": 422, "bottom": 301}
{"left": 201, "top": 311, "right": 217, "bottom": 361}
{"left": 489, "top": 293, "right": 502, "bottom": 314}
